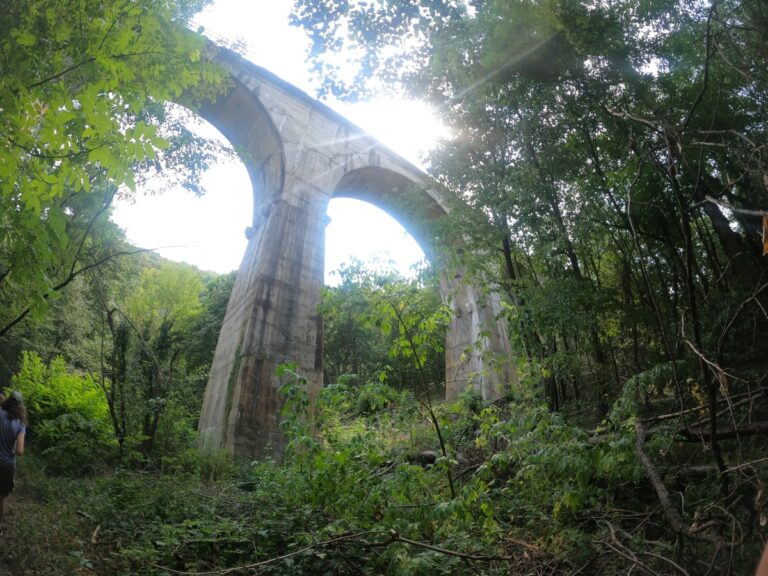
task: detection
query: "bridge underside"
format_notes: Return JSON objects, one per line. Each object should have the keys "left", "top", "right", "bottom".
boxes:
{"left": 197, "top": 47, "right": 517, "bottom": 459}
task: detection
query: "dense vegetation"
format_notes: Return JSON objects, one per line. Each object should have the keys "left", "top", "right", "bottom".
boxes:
{"left": 1, "top": 0, "right": 767, "bottom": 575}
{"left": 289, "top": 0, "right": 768, "bottom": 568}
{"left": 0, "top": 0, "right": 228, "bottom": 353}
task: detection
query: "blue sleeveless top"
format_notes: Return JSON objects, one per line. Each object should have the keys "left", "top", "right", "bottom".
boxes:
{"left": 0, "top": 409, "right": 25, "bottom": 466}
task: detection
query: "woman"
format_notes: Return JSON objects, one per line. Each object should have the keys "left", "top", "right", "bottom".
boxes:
{"left": 0, "top": 391, "right": 26, "bottom": 521}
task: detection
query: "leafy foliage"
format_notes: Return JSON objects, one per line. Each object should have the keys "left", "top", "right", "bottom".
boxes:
{"left": 321, "top": 260, "right": 446, "bottom": 394}
{"left": 10, "top": 351, "right": 114, "bottom": 474}
{"left": 0, "top": 0, "right": 228, "bottom": 340}
{"left": 11, "top": 352, "right": 110, "bottom": 433}
{"left": 99, "top": 258, "right": 228, "bottom": 457}
{"left": 293, "top": 0, "right": 768, "bottom": 413}
{"left": 3, "top": 1, "right": 768, "bottom": 574}
{"left": 9, "top": 371, "right": 764, "bottom": 575}
{"left": 5, "top": 249, "right": 233, "bottom": 469}
{"left": 286, "top": 0, "right": 768, "bottom": 571}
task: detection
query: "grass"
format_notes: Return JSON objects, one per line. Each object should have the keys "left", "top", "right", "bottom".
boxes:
{"left": 0, "top": 455, "right": 95, "bottom": 576}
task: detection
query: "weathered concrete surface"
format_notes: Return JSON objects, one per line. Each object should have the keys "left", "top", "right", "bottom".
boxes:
{"left": 197, "top": 46, "right": 517, "bottom": 459}
{"left": 442, "top": 275, "right": 516, "bottom": 400}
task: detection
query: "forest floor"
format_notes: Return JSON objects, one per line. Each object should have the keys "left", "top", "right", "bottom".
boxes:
{"left": 0, "top": 494, "right": 31, "bottom": 576}
{"left": 0, "top": 395, "right": 766, "bottom": 576}
{"left": 0, "top": 477, "right": 41, "bottom": 576}
{"left": 0, "top": 462, "right": 94, "bottom": 576}
{"left": 0, "top": 501, "right": 25, "bottom": 576}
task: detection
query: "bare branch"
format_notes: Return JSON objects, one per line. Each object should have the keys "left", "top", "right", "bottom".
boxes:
{"left": 389, "top": 530, "right": 514, "bottom": 561}
{"left": 678, "top": 421, "right": 768, "bottom": 442}
{"left": 634, "top": 420, "right": 726, "bottom": 547}
{"left": 724, "top": 457, "right": 768, "bottom": 474}
{"left": 704, "top": 195, "right": 768, "bottom": 217}
{"left": 149, "top": 530, "right": 384, "bottom": 576}
{"left": 149, "top": 529, "right": 516, "bottom": 575}
{"left": 683, "top": 1, "right": 718, "bottom": 128}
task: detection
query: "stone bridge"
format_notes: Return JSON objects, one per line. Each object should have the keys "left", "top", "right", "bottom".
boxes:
{"left": 197, "top": 46, "right": 516, "bottom": 459}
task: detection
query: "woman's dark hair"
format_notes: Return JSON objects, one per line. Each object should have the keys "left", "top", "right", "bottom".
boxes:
{"left": 1, "top": 396, "right": 28, "bottom": 426}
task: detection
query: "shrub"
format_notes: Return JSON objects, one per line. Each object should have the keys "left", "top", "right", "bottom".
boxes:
{"left": 35, "top": 413, "right": 114, "bottom": 475}
{"left": 10, "top": 351, "right": 115, "bottom": 473}
{"left": 11, "top": 351, "right": 111, "bottom": 428}
{"left": 355, "top": 381, "right": 403, "bottom": 415}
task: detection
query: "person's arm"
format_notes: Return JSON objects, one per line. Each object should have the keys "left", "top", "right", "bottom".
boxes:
{"left": 756, "top": 543, "right": 768, "bottom": 576}
{"left": 15, "top": 431, "right": 24, "bottom": 456}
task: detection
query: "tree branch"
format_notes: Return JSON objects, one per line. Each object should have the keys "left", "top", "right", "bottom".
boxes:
{"left": 149, "top": 530, "right": 383, "bottom": 576}
{"left": 683, "top": 1, "right": 718, "bottom": 128}
{"left": 677, "top": 421, "right": 768, "bottom": 442}
{"left": 634, "top": 420, "right": 725, "bottom": 546}
{"left": 67, "top": 188, "right": 117, "bottom": 281}
{"left": 149, "top": 529, "right": 515, "bottom": 575}
{"left": 703, "top": 195, "right": 768, "bottom": 216}
{"left": 26, "top": 51, "right": 181, "bottom": 90}
{"left": 386, "top": 529, "right": 514, "bottom": 561}
{"left": 0, "top": 247, "right": 158, "bottom": 339}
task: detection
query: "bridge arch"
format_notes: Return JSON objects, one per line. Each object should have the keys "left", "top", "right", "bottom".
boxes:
{"left": 198, "top": 76, "right": 283, "bottom": 212}
{"left": 332, "top": 166, "right": 445, "bottom": 258}
{"left": 197, "top": 46, "right": 516, "bottom": 459}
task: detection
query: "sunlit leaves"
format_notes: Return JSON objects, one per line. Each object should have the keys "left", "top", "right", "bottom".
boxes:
{"left": 0, "top": 0, "right": 227, "bottom": 337}
{"left": 125, "top": 261, "right": 204, "bottom": 334}
{"left": 321, "top": 259, "right": 446, "bottom": 391}
{"left": 293, "top": 0, "right": 768, "bottom": 418}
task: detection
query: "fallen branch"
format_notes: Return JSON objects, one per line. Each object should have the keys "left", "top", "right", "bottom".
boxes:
{"left": 724, "top": 457, "right": 768, "bottom": 474}
{"left": 453, "top": 464, "right": 481, "bottom": 482}
{"left": 76, "top": 510, "right": 97, "bottom": 522}
{"left": 374, "top": 460, "right": 397, "bottom": 476}
{"left": 687, "top": 388, "right": 768, "bottom": 429}
{"left": 638, "top": 550, "right": 691, "bottom": 576}
{"left": 677, "top": 421, "right": 768, "bottom": 442}
{"left": 601, "top": 540, "right": 662, "bottom": 576}
{"left": 634, "top": 420, "right": 725, "bottom": 547}
{"left": 674, "top": 464, "right": 719, "bottom": 478}
{"left": 387, "top": 530, "right": 514, "bottom": 561}
{"left": 643, "top": 387, "right": 766, "bottom": 425}
{"left": 90, "top": 524, "right": 101, "bottom": 545}
{"left": 150, "top": 528, "right": 516, "bottom": 575}
{"left": 150, "top": 530, "right": 383, "bottom": 575}
{"left": 603, "top": 520, "right": 692, "bottom": 576}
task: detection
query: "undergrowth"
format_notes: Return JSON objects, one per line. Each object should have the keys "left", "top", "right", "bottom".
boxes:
{"left": 1, "top": 371, "right": 766, "bottom": 575}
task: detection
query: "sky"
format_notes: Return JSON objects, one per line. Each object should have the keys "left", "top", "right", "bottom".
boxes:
{"left": 111, "top": 0, "right": 449, "bottom": 283}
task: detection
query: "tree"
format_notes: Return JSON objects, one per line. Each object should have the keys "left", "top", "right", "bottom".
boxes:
{"left": 292, "top": 0, "right": 768, "bottom": 406}
{"left": 103, "top": 259, "right": 207, "bottom": 455}
{"left": 185, "top": 271, "right": 236, "bottom": 373}
{"left": 321, "top": 261, "right": 391, "bottom": 386}
{"left": 0, "top": 0, "right": 228, "bottom": 338}
{"left": 321, "top": 259, "right": 445, "bottom": 393}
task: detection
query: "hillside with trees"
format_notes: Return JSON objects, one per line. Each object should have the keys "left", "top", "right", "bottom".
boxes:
{"left": 1, "top": 0, "right": 767, "bottom": 575}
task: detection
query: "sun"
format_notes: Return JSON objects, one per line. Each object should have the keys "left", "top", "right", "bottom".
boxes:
{"left": 334, "top": 96, "right": 450, "bottom": 169}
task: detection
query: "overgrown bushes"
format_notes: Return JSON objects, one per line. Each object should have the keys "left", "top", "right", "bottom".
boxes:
{"left": 5, "top": 372, "right": 767, "bottom": 575}
{"left": 10, "top": 351, "right": 115, "bottom": 474}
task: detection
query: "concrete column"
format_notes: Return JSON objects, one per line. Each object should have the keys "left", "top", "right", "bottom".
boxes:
{"left": 198, "top": 174, "right": 328, "bottom": 459}
{"left": 442, "top": 274, "right": 517, "bottom": 401}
